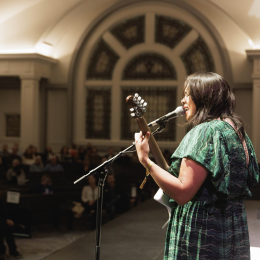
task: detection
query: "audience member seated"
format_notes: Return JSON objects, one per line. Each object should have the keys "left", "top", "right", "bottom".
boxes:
{"left": 77, "top": 158, "right": 94, "bottom": 176}
{"left": 64, "top": 174, "right": 98, "bottom": 231}
{"left": 59, "top": 146, "right": 73, "bottom": 163}
{"left": 104, "top": 173, "right": 129, "bottom": 220}
{"left": 44, "top": 155, "right": 64, "bottom": 172}
{"left": 85, "top": 143, "right": 92, "bottom": 159}
{"left": 43, "top": 145, "right": 54, "bottom": 164}
{"left": 69, "top": 144, "right": 78, "bottom": 162}
{"left": 6, "top": 159, "right": 27, "bottom": 186}
{"left": 0, "top": 144, "right": 10, "bottom": 172}
{"left": 34, "top": 173, "right": 53, "bottom": 195}
{"left": 76, "top": 146, "right": 86, "bottom": 163}
{"left": 7, "top": 145, "right": 22, "bottom": 170}
{"left": 31, "top": 146, "right": 39, "bottom": 157}
{"left": 104, "top": 147, "right": 115, "bottom": 160}
{"left": 130, "top": 152, "right": 139, "bottom": 164}
{"left": 116, "top": 147, "right": 131, "bottom": 165}
{"left": 0, "top": 144, "right": 10, "bottom": 158}
{"left": 12, "top": 143, "right": 22, "bottom": 157}
{"left": 22, "top": 145, "right": 36, "bottom": 165}
{"left": 89, "top": 146, "right": 101, "bottom": 168}
{"left": 29, "top": 155, "right": 44, "bottom": 172}
{"left": 0, "top": 198, "right": 23, "bottom": 259}
{"left": 81, "top": 175, "right": 98, "bottom": 230}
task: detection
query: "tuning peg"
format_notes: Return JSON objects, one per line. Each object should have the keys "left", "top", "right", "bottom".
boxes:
{"left": 135, "top": 93, "right": 139, "bottom": 98}
{"left": 130, "top": 108, "right": 134, "bottom": 112}
{"left": 140, "top": 99, "right": 144, "bottom": 104}
{"left": 138, "top": 96, "right": 141, "bottom": 101}
{"left": 130, "top": 113, "right": 135, "bottom": 117}
{"left": 143, "top": 102, "right": 147, "bottom": 107}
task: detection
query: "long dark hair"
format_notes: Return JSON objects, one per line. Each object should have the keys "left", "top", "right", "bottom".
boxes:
{"left": 184, "top": 71, "right": 245, "bottom": 137}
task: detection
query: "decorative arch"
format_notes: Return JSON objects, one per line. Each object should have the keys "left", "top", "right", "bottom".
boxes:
{"left": 71, "top": 1, "right": 230, "bottom": 149}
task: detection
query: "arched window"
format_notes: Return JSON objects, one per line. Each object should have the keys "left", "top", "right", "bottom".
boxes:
{"left": 121, "top": 53, "right": 177, "bottom": 141}
{"left": 81, "top": 9, "right": 217, "bottom": 145}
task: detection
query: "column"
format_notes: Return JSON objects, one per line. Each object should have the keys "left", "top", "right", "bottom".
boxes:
{"left": 19, "top": 77, "right": 41, "bottom": 152}
{"left": 252, "top": 79, "right": 260, "bottom": 162}
{"left": 247, "top": 50, "right": 260, "bottom": 162}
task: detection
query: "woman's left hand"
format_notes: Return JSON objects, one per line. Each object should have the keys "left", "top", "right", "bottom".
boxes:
{"left": 134, "top": 131, "right": 150, "bottom": 167}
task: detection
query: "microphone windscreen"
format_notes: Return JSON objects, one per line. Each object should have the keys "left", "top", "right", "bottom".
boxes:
{"left": 175, "top": 106, "right": 185, "bottom": 116}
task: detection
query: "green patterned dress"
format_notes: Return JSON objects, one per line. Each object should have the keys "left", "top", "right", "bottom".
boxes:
{"left": 164, "top": 120, "right": 259, "bottom": 260}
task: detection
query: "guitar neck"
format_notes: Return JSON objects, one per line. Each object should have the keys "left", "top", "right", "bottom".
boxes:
{"left": 136, "top": 117, "right": 168, "bottom": 171}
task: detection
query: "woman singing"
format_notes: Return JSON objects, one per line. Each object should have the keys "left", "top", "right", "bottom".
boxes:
{"left": 135, "top": 71, "right": 259, "bottom": 259}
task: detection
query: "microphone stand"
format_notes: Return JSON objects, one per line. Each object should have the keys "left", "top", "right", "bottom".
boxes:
{"left": 95, "top": 169, "right": 107, "bottom": 260}
{"left": 73, "top": 121, "right": 168, "bottom": 260}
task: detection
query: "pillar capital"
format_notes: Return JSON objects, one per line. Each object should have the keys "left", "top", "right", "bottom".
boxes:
{"left": 246, "top": 49, "right": 260, "bottom": 79}
{"left": 246, "top": 49, "right": 260, "bottom": 59}
{"left": 0, "top": 53, "right": 57, "bottom": 79}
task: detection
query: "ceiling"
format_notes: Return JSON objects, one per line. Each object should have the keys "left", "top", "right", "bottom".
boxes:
{"left": 0, "top": 0, "right": 259, "bottom": 53}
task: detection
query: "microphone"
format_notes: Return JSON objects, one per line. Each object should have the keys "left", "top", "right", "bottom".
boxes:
{"left": 148, "top": 106, "right": 185, "bottom": 126}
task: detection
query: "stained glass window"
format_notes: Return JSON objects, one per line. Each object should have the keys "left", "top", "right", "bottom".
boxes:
{"left": 155, "top": 15, "right": 192, "bottom": 49}
{"left": 123, "top": 53, "right": 177, "bottom": 80}
{"left": 86, "top": 88, "right": 111, "bottom": 139}
{"left": 121, "top": 87, "right": 177, "bottom": 141}
{"left": 110, "top": 16, "right": 145, "bottom": 49}
{"left": 181, "top": 37, "right": 215, "bottom": 75}
{"left": 86, "top": 40, "right": 119, "bottom": 80}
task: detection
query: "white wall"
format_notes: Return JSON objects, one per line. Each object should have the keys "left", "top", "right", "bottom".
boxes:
{"left": 233, "top": 88, "right": 253, "bottom": 138}
{"left": 0, "top": 88, "right": 20, "bottom": 149}
{"left": 46, "top": 90, "right": 68, "bottom": 153}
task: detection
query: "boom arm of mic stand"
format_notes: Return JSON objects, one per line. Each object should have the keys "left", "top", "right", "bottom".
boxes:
{"left": 73, "top": 121, "right": 167, "bottom": 185}
{"left": 73, "top": 144, "right": 135, "bottom": 184}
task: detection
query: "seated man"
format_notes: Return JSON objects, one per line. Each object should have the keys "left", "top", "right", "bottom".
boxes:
{"left": 29, "top": 155, "right": 44, "bottom": 172}
{"left": 0, "top": 198, "right": 22, "bottom": 259}
{"left": 6, "top": 159, "right": 27, "bottom": 186}
{"left": 44, "top": 155, "right": 63, "bottom": 172}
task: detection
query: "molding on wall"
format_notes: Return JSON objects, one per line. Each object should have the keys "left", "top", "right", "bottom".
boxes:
{"left": 46, "top": 84, "right": 68, "bottom": 90}
{"left": 232, "top": 83, "right": 252, "bottom": 90}
{"left": 246, "top": 49, "right": 260, "bottom": 79}
{"left": 246, "top": 49, "right": 260, "bottom": 60}
{"left": 0, "top": 53, "right": 57, "bottom": 63}
{"left": 0, "top": 53, "right": 57, "bottom": 79}
{"left": 68, "top": 0, "right": 233, "bottom": 146}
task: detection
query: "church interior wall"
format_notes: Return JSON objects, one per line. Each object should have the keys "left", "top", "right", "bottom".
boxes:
{"left": 0, "top": 0, "right": 259, "bottom": 158}
{"left": 46, "top": 89, "right": 68, "bottom": 153}
{"left": 0, "top": 88, "right": 20, "bottom": 148}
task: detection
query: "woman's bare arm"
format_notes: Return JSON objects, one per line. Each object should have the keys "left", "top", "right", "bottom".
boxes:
{"left": 135, "top": 131, "right": 208, "bottom": 205}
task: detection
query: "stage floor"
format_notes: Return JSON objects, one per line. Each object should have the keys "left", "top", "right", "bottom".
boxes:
{"left": 43, "top": 199, "right": 167, "bottom": 260}
{"left": 42, "top": 199, "right": 260, "bottom": 260}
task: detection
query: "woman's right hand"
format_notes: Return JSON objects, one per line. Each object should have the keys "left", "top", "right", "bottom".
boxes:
{"left": 134, "top": 131, "right": 150, "bottom": 168}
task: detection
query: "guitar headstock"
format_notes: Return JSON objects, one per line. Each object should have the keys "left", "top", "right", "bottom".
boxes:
{"left": 126, "top": 93, "right": 147, "bottom": 118}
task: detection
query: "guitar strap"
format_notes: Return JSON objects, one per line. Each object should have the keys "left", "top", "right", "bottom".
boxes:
{"left": 219, "top": 118, "right": 249, "bottom": 168}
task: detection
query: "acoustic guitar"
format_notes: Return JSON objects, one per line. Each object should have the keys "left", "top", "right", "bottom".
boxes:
{"left": 126, "top": 93, "right": 176, "bottom": 227}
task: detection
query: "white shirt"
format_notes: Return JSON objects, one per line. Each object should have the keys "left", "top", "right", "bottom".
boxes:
{"left": 81, "top": 185, "right": 98, "bottom": 203}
